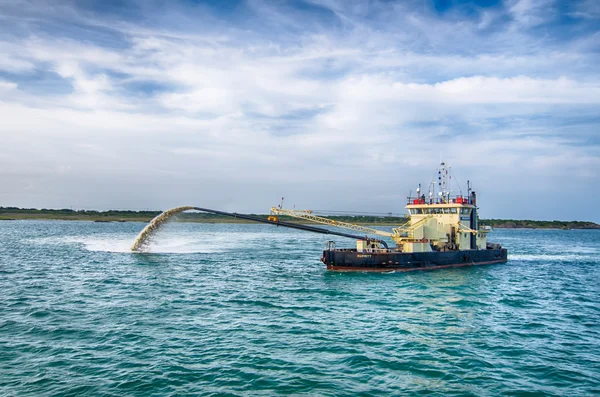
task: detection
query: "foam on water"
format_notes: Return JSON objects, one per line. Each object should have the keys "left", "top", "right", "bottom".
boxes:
{"left": 510, "top": 253, "right": 600, "bottom": 262}
{"left": 29, "top": 226, "right": 300, "bottom": 254}
{"left": 77, "top": 236, "right": 220, "bottom": 254}
{"left": 69, "top": 236, "right": 134, "bottom": 253}
{"left": 29, "top": 234, "right": 237, "bottom": 254}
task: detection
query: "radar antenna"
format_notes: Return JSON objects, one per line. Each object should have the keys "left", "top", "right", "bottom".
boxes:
{"left": 436, "top": 161, "right": 452, "bottom": 202}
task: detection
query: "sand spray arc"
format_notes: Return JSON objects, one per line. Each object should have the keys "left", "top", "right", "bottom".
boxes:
{"left": 130, "top": 206, "right": 196, "bottom": 252}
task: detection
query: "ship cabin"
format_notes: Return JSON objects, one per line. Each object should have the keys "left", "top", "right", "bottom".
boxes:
{"left": 402, "top": 192, "right": 489, "bottom": 253}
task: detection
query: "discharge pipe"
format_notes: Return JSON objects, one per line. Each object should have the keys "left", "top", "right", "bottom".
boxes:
{"left": 192, "top": 207, "right": 389, "bottom": 249}
{"left": 131, "top": 206, "right": 389, "bottom": 252}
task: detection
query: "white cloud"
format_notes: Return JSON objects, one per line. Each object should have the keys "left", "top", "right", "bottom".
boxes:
{"left": 339, "top": 75, "right": 600, "bottom": 104}
{"left": 0, "top": 0, "right": 598, "bottom": 221}
{"left": 0, "top": 54, "right": 34, "bottom": 73}
{"left": 0, "top": 80, "right": 17, "bottom": 91}
{"left": 569, "top": 0, "right": 600, "bottom": 19}
{"left": 508, "top": 0, "right": 556, "bottom": 28}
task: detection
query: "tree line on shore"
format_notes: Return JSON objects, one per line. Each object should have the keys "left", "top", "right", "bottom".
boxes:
{"left": 0, "top": 207, "right": 598, "bottom": 229}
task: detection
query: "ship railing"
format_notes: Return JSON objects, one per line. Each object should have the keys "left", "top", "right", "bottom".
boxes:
{"left": 407, "top": 196, "right": 473, "bottom": 205}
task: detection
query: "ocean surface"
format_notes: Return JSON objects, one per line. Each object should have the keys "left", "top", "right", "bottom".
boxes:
{"left": 1, "top": 220, "right": 599, "bottom": 396}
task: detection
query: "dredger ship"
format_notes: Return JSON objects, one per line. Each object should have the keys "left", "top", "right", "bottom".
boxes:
{"left": 132, "top": 162, "right": 507, "bottom": 271}
{"left": 271, "top": 162, "right": 507, "bottom": 271}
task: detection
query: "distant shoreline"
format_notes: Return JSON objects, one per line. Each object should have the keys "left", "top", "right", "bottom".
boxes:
{"left": 1, "top": 207, "right": 599, "bottom": 229}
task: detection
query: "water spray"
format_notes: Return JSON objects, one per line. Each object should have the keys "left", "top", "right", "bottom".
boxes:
{"left": 130, "top": 206, "right": 195, "bottom": 251}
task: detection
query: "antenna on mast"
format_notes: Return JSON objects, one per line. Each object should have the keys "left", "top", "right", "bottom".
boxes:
{"left": 437, "top": 161, "right": 451, "bottom": 202}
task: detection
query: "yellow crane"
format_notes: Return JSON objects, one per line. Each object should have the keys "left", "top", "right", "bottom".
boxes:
{"left": 270, "top": 207, "right": 418, "bottom": 244}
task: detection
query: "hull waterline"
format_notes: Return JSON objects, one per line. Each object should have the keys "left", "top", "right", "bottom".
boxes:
{"left": 322, "top": 248, "right": 508, "bottom": 272}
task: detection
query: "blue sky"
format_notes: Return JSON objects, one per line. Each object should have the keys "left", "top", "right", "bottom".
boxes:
{"left": 0, "top": 0, "right": 599, "bottom": 221}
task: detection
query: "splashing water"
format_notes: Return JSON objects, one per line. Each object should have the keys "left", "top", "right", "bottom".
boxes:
{"left": 130, "top": 206, "right": 196, "bottom": 251}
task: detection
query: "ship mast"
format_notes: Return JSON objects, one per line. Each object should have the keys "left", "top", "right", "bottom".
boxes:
{"left": 436, "top": 161, "right": 451, "bottom": 203}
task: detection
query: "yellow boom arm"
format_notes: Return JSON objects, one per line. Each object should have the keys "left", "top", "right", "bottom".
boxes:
{"left": 270, "top": 207, "right": 395, "bottom": 239}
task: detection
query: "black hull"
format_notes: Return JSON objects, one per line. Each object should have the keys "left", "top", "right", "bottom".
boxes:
{"left": 321, "top": 248, "right": 508, "bottom": 272}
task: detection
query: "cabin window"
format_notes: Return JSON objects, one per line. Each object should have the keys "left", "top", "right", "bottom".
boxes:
{"left": 450, "top": 208, "right": 457, "bottom": 214}
{"left": 416, "top": 208, "right": 423, "bottom": 214}
{"left": 460, "top": 208, "right": 471, "bottom": 215}
{"left": 443, "top": 208, "right": 450, "bottom": 214}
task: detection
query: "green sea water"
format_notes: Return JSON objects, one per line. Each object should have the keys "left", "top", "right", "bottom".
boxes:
{"left": 1, "top": 221, "right": 599, "bottom": 396}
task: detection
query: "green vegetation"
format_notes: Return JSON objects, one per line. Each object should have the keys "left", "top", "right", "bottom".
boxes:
{"left": 0, "top": 207, "right": 160, "bottom": 222}
{"left": 0, "top": 207, "right": 408, "bottom": 225}
{"left": 479, "top": 219, "right": 600, "bottom": 230}
{"left": 0, "top": 207, "right": 598, "bottom": 229}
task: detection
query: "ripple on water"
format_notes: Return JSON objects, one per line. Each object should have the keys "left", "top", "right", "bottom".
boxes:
{"left": 0, "top": 222, "right": 599, "bottom": 396}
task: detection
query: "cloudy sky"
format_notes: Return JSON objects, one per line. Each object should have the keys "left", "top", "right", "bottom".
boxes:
{"left": 0, "top": 0, "right": 599, "bottom": 221}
